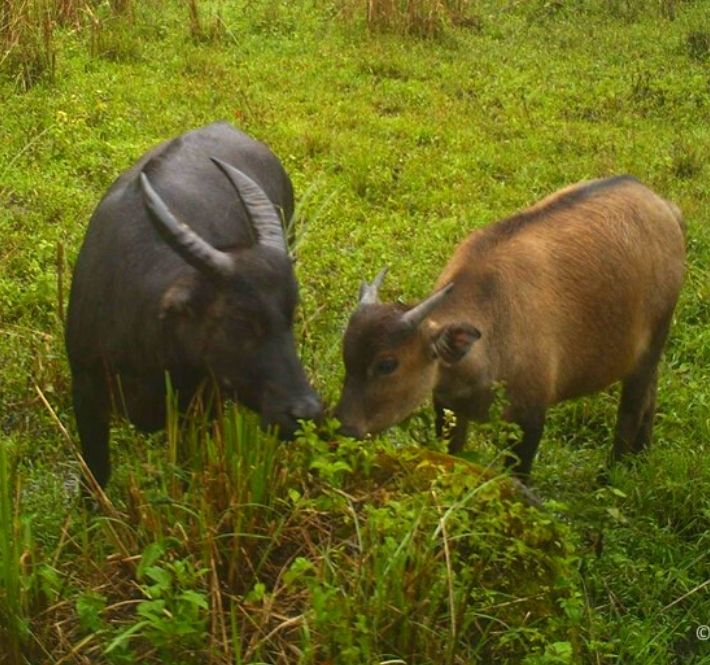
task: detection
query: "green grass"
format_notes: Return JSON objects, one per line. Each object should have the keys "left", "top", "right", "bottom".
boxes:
{"left": 1, "top": 0, "right": 709, "bottom": 662}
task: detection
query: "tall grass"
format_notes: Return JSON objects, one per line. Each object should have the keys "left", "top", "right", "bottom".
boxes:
{"left": 1, "top": 390, "right": 578, "bottom": 663}
{"left": 0, "top": 0, "right": 56, "bottom": 90}
{"left": 0, "top": 0, "right": 135, "bottom": 88}
{"left": 0, "top": 436, "right": 26, "bottom": 664}
{"left": 365, "top": 0, "right": 476, "bottom": 37}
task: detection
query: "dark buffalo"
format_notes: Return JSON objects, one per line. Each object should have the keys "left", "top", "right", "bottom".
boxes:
{"left": 66, "top": 122, "right": 322, "bottom": 488}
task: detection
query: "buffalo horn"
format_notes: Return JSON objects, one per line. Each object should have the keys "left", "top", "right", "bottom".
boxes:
{"left": 140, "top": 173, "right": 236, "bottom": 279}
{"left": 401, "top": 282, "right": 454, "bottom": 329}
{"left": 358, "top": 267, "right": 388, "bottom": 305}
{"left": 211, "top": 157, "right": 287, "bottom": 254}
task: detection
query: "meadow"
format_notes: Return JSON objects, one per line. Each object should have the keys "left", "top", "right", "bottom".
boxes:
{"left": 1, "top": 0, "right": 709, "bottom": 662}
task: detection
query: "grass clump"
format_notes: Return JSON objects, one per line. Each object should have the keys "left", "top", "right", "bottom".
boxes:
{"left": 0, "top": 0, "right": 57, "bottom": 90}
{"left": 0, "top": 0, "right": 138, "bottom": 89}
{"left": 685, "top": 29, "right": 709, "bottom": 62}
{"left": 1, "top": 406, "right": 581, "bottom": 663}
{"left": 363, "top": 0, "right": 480, "bottom": 37}
{"left": 0, "top": 435, "right": 26, "bottom": 664}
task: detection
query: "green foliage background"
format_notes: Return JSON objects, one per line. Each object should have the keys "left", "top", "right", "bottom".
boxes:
{"left": 1, "top": 0, "right": 709, "bottom": 663}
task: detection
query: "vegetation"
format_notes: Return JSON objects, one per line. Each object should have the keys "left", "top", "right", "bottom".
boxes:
{"left": 1, "top": 0, "right": 708, "bottom": 663}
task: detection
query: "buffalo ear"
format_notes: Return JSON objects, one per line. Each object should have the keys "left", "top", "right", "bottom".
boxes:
{"left": 160, "top": 275, "right": 199, "bottom": 319}
{"left": 431, "top": 324, "right": 481, "bottom": 364}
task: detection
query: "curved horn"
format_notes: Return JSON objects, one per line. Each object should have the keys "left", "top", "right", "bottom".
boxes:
{"left": 401, "top": 282, "right": 454, "bottom": 329}
{"left": 140, "top": 173, "right": 236, "bottom": 279}
{"left": 358, "top": 267, "right": 388, "bottom": 305}
{"left": 211, "top": 157, "right": 287, "bottom": 254}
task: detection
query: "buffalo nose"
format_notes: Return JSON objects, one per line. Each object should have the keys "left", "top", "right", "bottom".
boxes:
{"left": 289, "top": 394, "right": 322, "bottom": 421}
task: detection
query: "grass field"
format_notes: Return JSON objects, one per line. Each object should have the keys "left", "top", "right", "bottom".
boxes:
{"left": 1, "top": 0, "right": 709, "bottom": 662}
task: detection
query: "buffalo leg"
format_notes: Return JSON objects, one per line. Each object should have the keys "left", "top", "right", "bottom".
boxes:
{"left": 504, "top": 408, "right": 546, "bottom": 483}
{"left": 613, "top": 361, "right": 660, "bottom": 460}
{"left": 447, "top": 415, "right": 470, "bottom": 454}
{"left": 434, "top": 396, "right": 446, "bottom": 439}
{"left": 72, "top": 369, "right": 111, "bottom": 488}
{"left": 613, "top": 312, "right": 671, "bottom": 461}
{"left": 120, "top": 374, "right": 169, "bottom": 432}
{"left": 632, "top": 367, "right": 658, "bottom": 453}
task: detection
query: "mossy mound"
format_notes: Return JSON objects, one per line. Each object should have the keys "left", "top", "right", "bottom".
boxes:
{"left": 20, "top": 414, "right": 582, "bottom": 664}
{"left": 272, "top": 433, "right": 582, "bottom": 664}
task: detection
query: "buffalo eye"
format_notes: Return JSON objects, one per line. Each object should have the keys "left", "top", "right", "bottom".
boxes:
{"left": 375, "top": 357, "right": 399, "bottom": 376}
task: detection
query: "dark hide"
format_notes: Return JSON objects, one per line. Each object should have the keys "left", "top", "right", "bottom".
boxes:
{"left": 66, "top": 122, "right": 321, "bottom": 488}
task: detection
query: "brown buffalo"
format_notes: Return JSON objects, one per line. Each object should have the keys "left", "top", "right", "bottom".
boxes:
{"left": 335, "top": 176, "right": 685, "bottom": 480}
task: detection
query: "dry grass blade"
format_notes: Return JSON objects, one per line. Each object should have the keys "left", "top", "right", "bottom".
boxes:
{"left": 33, "top": 384, "right": 115, "bottom": 513}
{"left": 208, "top": 542, "right": 230, "bottom": 661}
{"left": 32, "top": 383, "right": 136, "bottom": 561}
{"left": 660, "top": 577, "right": 710, "bottom": 612}
{"left": 52, "top": 633, "right": 95, "bottom": 665}
{"left": 432, "top": 490, "right": 457, "bottom": 645}
{"left": 0, "top": 126, "right": 50, "bottom": 181}
{"left": 243, "top": 613, "right": 305, "bottom": 661}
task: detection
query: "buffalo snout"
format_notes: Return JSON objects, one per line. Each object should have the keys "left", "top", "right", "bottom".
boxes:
{"left": 262, "top": 389, "right": 323, "bottom": 439}
{"left": 333, "top": 400, "right": 366, "bottom": 440}
{"left": 288, "top": 394, "right": 323, "bottom": 421}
